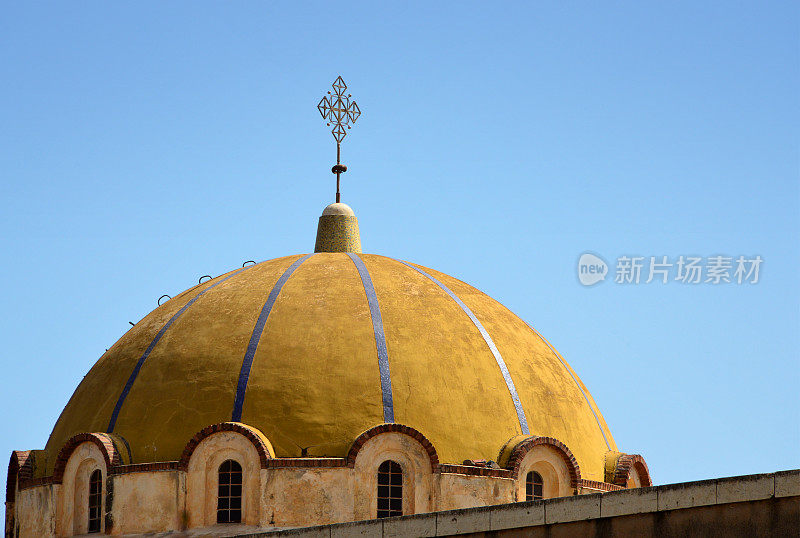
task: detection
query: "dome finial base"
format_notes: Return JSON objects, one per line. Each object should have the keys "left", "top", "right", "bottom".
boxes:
{"left": 314, "top": 203, "right": 361, "bottom": 253}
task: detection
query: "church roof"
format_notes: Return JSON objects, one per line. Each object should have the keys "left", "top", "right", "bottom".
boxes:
{"left": 44, "top": 251, "right": 617, "bottom": 481}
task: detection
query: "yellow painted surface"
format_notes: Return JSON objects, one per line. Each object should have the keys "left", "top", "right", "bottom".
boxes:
{"left": 605, "top": 451, "right": 623, "bottom": 483}
{"left": 240, "top": 254, "right": 382, "bottom": 457}
{"left": 414, "top": 263, "right": 617, "bottom": 480}
{"left": 364, "top": 257, "right": 523, "bottom": 463}
{"left": 42, "top": 267, "right": 249, "bottom": 476}
{"left": 42, "top": 253, "right": 617, "bottom": 483}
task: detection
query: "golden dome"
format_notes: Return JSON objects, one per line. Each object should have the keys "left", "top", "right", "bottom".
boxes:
{"left": 44, "top": 253, "right": 617, "bottom": 481}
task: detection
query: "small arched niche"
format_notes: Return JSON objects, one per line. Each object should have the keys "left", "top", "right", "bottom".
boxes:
{"left": 502, "top": 436, "right": 580, "bottom": 501}
{"left": 517, "top": 444, "right": 573, "bottom": 499}
{"left": 181, "top": 423, "right": 273, "bottom": 528}
{"left": 624, "top": 457, "right": 652, "bottom": 488}
{"left": 349, "top": 425, "right": 438, "bottom": 521}
{"left": 55, "top": 441, "right": 109, "bottom": 535}
{"left": 606, "top": 452, "right": 652, "bottom": 489}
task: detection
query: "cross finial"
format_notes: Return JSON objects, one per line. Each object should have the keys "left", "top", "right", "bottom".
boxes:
{"left": 317, "top": 76, "right": 361, "bottom": 203}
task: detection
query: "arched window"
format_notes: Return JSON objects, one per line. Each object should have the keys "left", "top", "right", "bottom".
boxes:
{"left": 217, "top": 460, "right": 242, "bottom": 523}
{"left": 87, "top": 469, "right": 102, "bottom": 533}
{"left": 526, "top": 470, "right": 543, "bottom": 501}
{"left": 377, "top": 460, "right": 403, "bottom": 518}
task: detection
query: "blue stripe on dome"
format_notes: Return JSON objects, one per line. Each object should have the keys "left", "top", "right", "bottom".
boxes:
{"left": 525, "top": 323, "right": 612, "bottom": 450}
{"left": 347, "top": 253, "right": 395, "bottom": 423}
{"left": 107, "top": 264, "right": 253, "bottom": 433}
{"left": 231, "top": 254, "right": 314, "bottom": 422}
{"left": 395, "top": 259, "right": 530, "bottom": 435}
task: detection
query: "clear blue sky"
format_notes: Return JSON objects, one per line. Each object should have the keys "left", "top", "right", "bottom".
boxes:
{"left": 1, "top": 1, "right": 797, "bottom": 489}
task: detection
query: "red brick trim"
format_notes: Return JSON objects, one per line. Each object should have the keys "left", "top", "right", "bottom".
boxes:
{"left": 53, "top": 433, "right": 122, "bottom": 484}
{"left": 579, "top": 479, "right": 625, "bottom": 492}
{"left": 267, "top": 458, "right": 348, "bottom": 469}
{"left": 6, "top": 451, "right": 33, "bottom": 503}
{"left": 346, "top": 424, "right": 440, "bottom": 472}
{"left": 505, "top": 436, "right": 582, "bottom": 488}
{"left": 439, "top": 464, "right": 513, "bottom": 478}
{"left": 111, "top": 462, "right": 180, "bottom": 475}
{"left": 612, "top": 454, "right": 652, "bottom": 487}
{"left": 178, "top": 423, "right": 272, "bottom": 470}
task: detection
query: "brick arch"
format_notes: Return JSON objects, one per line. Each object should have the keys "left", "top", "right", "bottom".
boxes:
{"left": 6, "top": 451, "right": 32, "bottom": 504}
{"left": 505, "top": 436, "right": 582, "bottom": 488}
{"left": 53, "top": 433, "right": 122, "bottom": 484}
{"left": 347, "top": 424, "right": 439, "bottom": 472}
{"left": 178, "top": 422, "right": 273, "bottom": 470}
{"left": 612, "top": 453, "right": 652, "bottom": 487}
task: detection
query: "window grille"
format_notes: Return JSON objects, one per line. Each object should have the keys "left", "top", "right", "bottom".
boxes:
{"left": 525, "top": 470, "right": 543, "bottom": 501}
{"left": 217, "top": 460, "right": 243, "bottom": 523}
{"left": 377, "top": 460, "right": 403, "bottom": 518}
{"left": 88, "top": 469, "right": 102, "bottom": 533}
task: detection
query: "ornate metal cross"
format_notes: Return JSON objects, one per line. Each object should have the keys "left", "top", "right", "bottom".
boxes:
{"left": 318, "top": 76, "right": 361, "bottom": 203}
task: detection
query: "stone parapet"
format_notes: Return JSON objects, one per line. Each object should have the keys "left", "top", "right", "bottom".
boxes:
{"left": 244, "top": 470, "right": 800, "bottom": 538}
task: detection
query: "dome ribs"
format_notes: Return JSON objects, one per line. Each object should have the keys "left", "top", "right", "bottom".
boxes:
{"left": 346, "top": 254, "right": 395, "bottom": 423}
{"left": 523, "top": 322, "right": 612, "bottom": 451}
{"left": 106, "top": 264, "right": 255, "bottom": 433}
{"left": 231, "top": 254, "right": 315, "bottom": 422}
{"left": 393, "top": 259, "right": 530, "bottom": 436}
{"left": 42, "top": 253, "right": 619, "bottom": 486}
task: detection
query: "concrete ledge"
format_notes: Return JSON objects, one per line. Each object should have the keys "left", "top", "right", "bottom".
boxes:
{"left": 488, "top": 501, "right": 544, "bottom": 530}
{"left": 717, "top": 473, "right": 774, "bottom": 504}
{"left": 544, "top": 493, "right": 601, "bottom": 524}
{"left": 600, "top": 486, "right": 658, "bottom": 517}
{"left": 251, "top": 526, "right": 331, "bottom": 537}
{"left": 775, "top": 469, "right": 800, "bottom": 498}
{"left": 382, "top": 513, "right": 436, "bottom": 538}
{"left": 657, "top": 478, "right": 717, "bottom": 511}
{"left": 435, "top": 505, "right": 492, "bottom": 535}
{"left": 330, "top": 519, "right": 382, "bottom": 538}
{"left": 244, "top": 470, "right": 799, "bottom": 537}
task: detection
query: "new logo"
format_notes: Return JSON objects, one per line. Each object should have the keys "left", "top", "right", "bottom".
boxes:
{"left": 577, "top": 253, "right": 608, "bottom": 286}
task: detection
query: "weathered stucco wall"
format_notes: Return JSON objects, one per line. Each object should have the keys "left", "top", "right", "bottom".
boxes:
{"left": 15, "top": 484, "right": 56, "bottom": 537}
{"left": 10, "top": 426, "right": 638, "bottom": 536}
{"left": 109, "top": 471, "right": 183, "bottom": 534}
{"left": 263, "top": 468, "right": 353, "bottom": 527}
{"left": 436, "top": 473, "right": 514, "bottom": 511}
{"left": 11, "top": 466, "right": 596, "bottom": 535}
